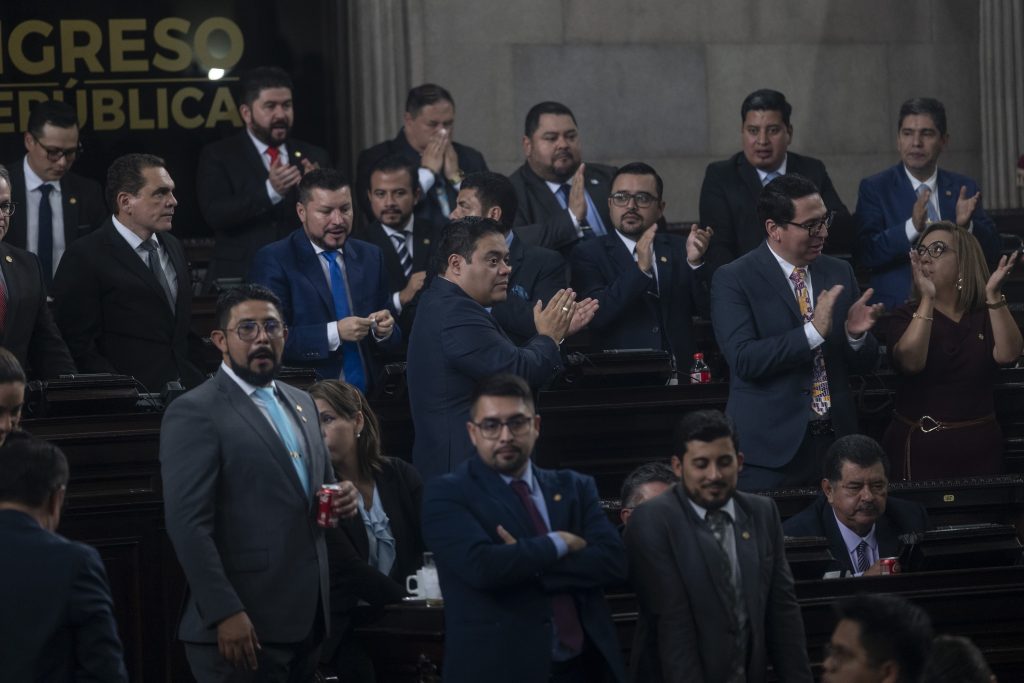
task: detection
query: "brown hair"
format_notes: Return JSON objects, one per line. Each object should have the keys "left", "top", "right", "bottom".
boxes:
{"left": 308, "top": 380, "right": 383, "bottom": 480}
{"left": 912, "top": 221, "right": 990, "bottom": 312}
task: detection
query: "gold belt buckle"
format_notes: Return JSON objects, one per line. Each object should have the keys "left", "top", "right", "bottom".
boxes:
{"left": 919, "top": 415, "right": 941, "bottom": 433}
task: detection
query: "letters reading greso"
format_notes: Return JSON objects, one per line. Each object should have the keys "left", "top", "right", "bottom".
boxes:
{"left": 0, "top": 17, "right": 246, "bottom": 132}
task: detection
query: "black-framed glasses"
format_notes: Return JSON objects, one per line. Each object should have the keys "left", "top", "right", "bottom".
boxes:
{"left": 223, "top": 319, "right": 286, "bottom": 341}
{"left": 0, "top": 201, "right": 15, "bottom": 217}
{"left": 914, "top": 240, "right": 955, "bottom": 259}
{"left": 782, "top": 211, "right": 834, "bottom": 237}
{"left": 471, "top": 415, "right": 534, "bottom": 439}
{"left": 609, "top": 191, "right": 659, "bottom": 209}
{"left": 31, "top": 133, "right": 82, "bottom": 162}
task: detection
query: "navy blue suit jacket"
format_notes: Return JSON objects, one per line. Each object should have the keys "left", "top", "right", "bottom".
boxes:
{"left": 782, "top": 495, "right": 929, "bottom": 575}
{"left": 249, "top": 230, "right": 402, "bottom": 387}
{"left": 422, "top": 457, "right": 627, "bottom": 682}
{"left": 711, "top": 242, "right": 878, "bottom": 469}
{"left": 854, "top": 163, "right": 1000, "bottom": 309}
{"left": 571, "top": 231, "right": 709, "bottom": 364}
{"left": 0, "top": 510, "right": 128, "bottom": 682}
{"left": 406, "top": 277, "right": 563, "bottom": 480}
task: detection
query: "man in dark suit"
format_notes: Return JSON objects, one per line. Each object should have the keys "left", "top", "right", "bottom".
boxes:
{"left": 356, "top": 155, "right": 435, "bottom": 341}
{"left": 572, "top": 162, "right": 712, "bottom": 365}
{"left": 855, "top": 97, "right": 1001, "bottom": 309}
{"left": 783, "top": 434, "right": 929, "bottom": 577}
{"left": 0, "top": 431, "right": 128, "bottom": 681}
{"left": 5, "top": 99, "right": 106, "bottom": 288}
{"left": 160, "top": 284, "right": 359, "bottom": 681}
{"left": 406, "top": 217, "right": 592, "bottom": 480}
{"left": 450, "top": 171, "right": 570, "bottom": 345}
{"left": 509, "top": 101, "right": 616, "bottom": 253}
{"left": 249, "top": 169, "right": 401, "bottom": 393}
{"left": 626, "top": 410, "right": 813, "bottom": 683}
{"left": 700, "top": 89, "right": 853, "bottom": 273}
{"left": 197, "top": 66, "right": 330, "bottom": 288}
{"left": 355, "top": 83, "right": 488, "bottom": 230}
{"left": 422, "top": 373, "right": 627, "bottom": 682}
{"left": 711, "top": 174, "right": 883, "bottom": 490}
{"left": 52, "top": 153, "right": 204, "bottom": 390}
{"left": 0, "top": 165, "right": 75, "bottom": 379}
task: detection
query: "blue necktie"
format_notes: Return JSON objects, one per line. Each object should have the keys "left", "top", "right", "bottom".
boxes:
{"left": 254, "top": 386, "right": 310, "bottom": 495}
{"left": 38, "top": 183, "right": 54, "bottom": 288}
{"left": 320, "top": 251, "right": 367, "bottom": 391}
{"left": 917, "top": 184, "right": 940, "bottom": 223}
{"left": 761, "top": 170, "right": 781, "bottom": 186}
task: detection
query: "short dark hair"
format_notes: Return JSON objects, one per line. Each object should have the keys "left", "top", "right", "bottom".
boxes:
{"left": 898, "top": 98, "right": 947, "bottom": 137}
{"left": 673, "top": 410, "right": 738, "bottom": 455}
{"left": 740, "top": 89, "right": 792, "bottom": 127}
{"left": 921, "top": 635, "right": 994, "bottom": 683}
{"left": 405, "top": 83, "right": 454, "bottom": 117}
{"left": 620, "top": 461, "right": 676, "bottom": 509}
{"left": 215, "top": 283, "right": 283, "bottom": 330}
{"left": 524, "top": 101, "right": 577, "bottom": 138}
{"left": 239, "top": 66, "right": 293, "bottom": 107}
{"left": 0, "top": 432, "right": 69, "bottom": 508}
{"left": 27, "top": 100, "right": 78, "bottom": 137}
{"left": 460, "top": 172, "right": 518, "bottom": 231}
{"left": 0, "top": 348, "right": 26, "bottom": 384}
{"left": 433, "top": 216, "right": 505, "bottom": 276}
{"left": 470, "top": 373, "right": 535, "bottom": 417}
{"left": 756, "top": 173, "right": 820, "bottom": 228}
{"left": 298, "top": 168, "right": 350, "bottom": 205}
{"left": 824, "top": 434, "right": 890, "bottom": 482}
{"left": 106, "top": 153, "right": 166, "bottom": 215}
{"left": 368, "top": 155, "right": 418, "bottom": 193}
{"left": 613, "top": 162, "right": 664, "bottom": 200}
{"left": 834, "top": 594, "right": 933, "bottom": 683}
{"left": 0, "top": 163, "right": 9, "bottom": 187}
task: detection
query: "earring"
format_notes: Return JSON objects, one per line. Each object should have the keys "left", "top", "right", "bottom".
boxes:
{"left": 956, "top": 275, "right": 963, "bottom": 291}
{"left": 356, "top": 431, "right": 362, "bottom": 438}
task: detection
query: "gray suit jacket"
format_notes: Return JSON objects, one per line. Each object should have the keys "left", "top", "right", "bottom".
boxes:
{"left": 626, "top": 486, "right": 812, "bottom": 683}
{"left": 160, "top": 368, "right": 334, "bottom": 643}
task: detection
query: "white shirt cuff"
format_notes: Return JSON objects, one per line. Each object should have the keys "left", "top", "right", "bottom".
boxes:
{"left": 327, "top": 322, "right": 340, "bottom": 351}
{"left": 548, "top": 531, "right": 569, "bottom": 558}
{"left": 392, "top": 292, "right": 403, "bottom": 315}
{"left": 904, "top": 218, "right": 917, "bottom": 242}
{"left": 418, "top": 167, "right": 436, "bottom": 193}
{"left": 847, "top": 328, "right": 867, "bottom": 350}
{"left": 266, "top": 179, "right": 284, "bottom": 205}
{"left": 804, "top": 321, "right": 825, "bottom": 349}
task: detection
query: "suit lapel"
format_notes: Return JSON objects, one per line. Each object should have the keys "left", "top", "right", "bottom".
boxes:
{"left": 875, "top": 516, "right": 901, "bottom": 559}
{"left": 278, "top": 381, "right": 321, "bottom": 503}
{"left": 60, "top": 176, "right": 80, "bottom": 244}
{"left": 534, "top": 466, "right": 568, "bottom": 532}
{"left": 524, "top": 165, "right": 564, "bottom": 217}
{"left": 936, "top": 170, "right": 958, "bottom": 221}
{"left": 737, "top": 155, "right": 764, "bottom": 204}
{"left": 676, "top": 489, "right": 738, "bottom": 619}
{"left": 469, "top": 458, "right": 535, "bottom": 539}
{"left": 343, "top": 242, "right": 366, "bottom": 314}
{"left": 0, "top": 244, "right": 23, "bottom": 344}
{"left": 753, "top": 242, "right": 802, "bottom": 322}
{"left": 103, "top": 223, "right": 175, "bottom": 325}
{"left": 822, "top": 502, "right": 855, "bottom": 574}
{"left": 293, "top": 231, "right": 336, "bottom": 315}
{"left": 808, "top": 258, "right": 836, "bottom": 309}
{"left": 412, "top": 219, "right": 434, "bottom": 272}
{"left": 733, "top": 498, "right": 762, "bottom": 622}
{"left": 369, "top": 222, "right": 406, "bottom": 285}
{"left": 654, "top": 233, "right": 676, "bottom": 305}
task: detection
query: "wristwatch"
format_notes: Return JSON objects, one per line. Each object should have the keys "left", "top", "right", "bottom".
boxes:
{"left": 987, "top": 294, "right": 1008, "bottom": 309}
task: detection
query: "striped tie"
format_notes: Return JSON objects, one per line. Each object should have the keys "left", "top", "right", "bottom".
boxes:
{"left": 790, "top": 267, "right": 831, "bottom": 415}
{"left": 855, "top": 540, "right": 870, "bottom": 573}
{"left": 391, "top": 232, "right": 413, "bottom": 279}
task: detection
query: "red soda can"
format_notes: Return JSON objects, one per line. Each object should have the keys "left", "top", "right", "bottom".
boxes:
{"left": 317, "top": 484, "right": 343, "bottom": 528}
{"left": 879, "top": 557, "right": 899, "bottom": 575}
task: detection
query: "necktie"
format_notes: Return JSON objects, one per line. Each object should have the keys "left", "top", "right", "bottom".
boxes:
{"left": 139, "top": 239, "right": 176, "bottom": 312}
{"left": 320, "top": 251, "right": 367, "bottom": 391}
{"left": 761, "top": 170, "right": 781, "bottom": 186}
{"left": 253, "top": 387, "right": 310, "bottom": 495}
{"left": 266, "top": 146, "right": 280, "bottom": 167}
{"left": 855, "top": 540, "right": 870, "bottom": 574}
{"left": 38, "top": 183, "right": 54, "bottom": 287}
{"left": 790, "top": 267, "right": 831, "bottom": 415}
{"left": 557, "top": 184, "right": 593, "bottom": 239}
{"left": 390, "top": 232, "right": 413, "bottom": 279}
{"left": 434, "top": 174, "right": 452, "bottom": 216}
{"left": 916, "top": 184, "right": 940, "bottom": 223}
{"left": 706, "top": 510, "right": 748, "bottom": 681}
{"left": 509, "top": 479, "right": 584, "bottom": 653}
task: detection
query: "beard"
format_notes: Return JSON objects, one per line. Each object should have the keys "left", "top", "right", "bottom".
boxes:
{"left": 249, "top": 118, "right": 291, "bottom": 147}
{"left": 229, "top": 347, "right": 279, "bottom": 386}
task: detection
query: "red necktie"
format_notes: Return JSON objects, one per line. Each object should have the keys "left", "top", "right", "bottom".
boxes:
{"left": 509, "top": 479, "right": 584, "bottom": 653}
{"left": 266, "top": 146, "right": 280, "bottom": 166}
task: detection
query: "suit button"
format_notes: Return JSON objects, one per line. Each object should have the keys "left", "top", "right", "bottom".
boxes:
{"left": 652, "top": 326, "right": 659, "bottom": 334}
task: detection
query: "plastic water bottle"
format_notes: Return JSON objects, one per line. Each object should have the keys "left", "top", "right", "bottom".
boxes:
{"left": 689, "top": 352, "right": 711, "bottom": 384}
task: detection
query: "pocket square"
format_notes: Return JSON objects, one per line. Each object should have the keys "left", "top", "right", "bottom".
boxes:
{"left": 511, "top": 284, "right": 529, "bottom": 300}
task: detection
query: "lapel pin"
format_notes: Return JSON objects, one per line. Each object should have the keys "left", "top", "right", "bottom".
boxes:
{"left": 589, "top": 178, "right": 598, "bottom": 185}
{"left": 945, "top": 190, "right": 952, "bottom": 197}
{"left": 660, "top": 256, "right": 668, "bottom": 263}
{"left": 423, "top": 238, "right": 430, "bottom": 245}
{"left": 741, "top": 531, "right": 751, "bottom": 540}
{"left": 69, "top": 197, "right": 77, "bottom": 205}
{"left": 296, "top": 405, "right": 303, "bottom": 411}
{"left": 4, "top": 256, "right": 11, "bottom": 263}
{"left": 294, "top": 150, "right": 303, "bottom": 158}
{"left": 553, "top": 493, "right": 562, "bottom": 502}
{"left": 978, "top": 333, "right": 984, "bottom": 340}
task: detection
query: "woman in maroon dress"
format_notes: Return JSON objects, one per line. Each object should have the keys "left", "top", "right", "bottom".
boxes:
{"left": 881, "top": 221, "right": 1022, "bottom": 480}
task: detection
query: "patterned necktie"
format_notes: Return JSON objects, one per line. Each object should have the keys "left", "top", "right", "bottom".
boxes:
{"left": 38, "top": 183, "right": 54, "bottom": 287}
{"left": 320, "top": 251, "right": 367, "bottom": 391}
{"left": 265, "top": 146, "right": 280, "bottom": 167}
{"left": 706, "top": 510, "right": 747, "bottom": 681}
{"left": 508, "top": 479, "right": 584, "bottom": 653}
{"left": 916, "top": 184, "right": 940, "bottom": 223}
{"left": 557, "top": 184, "right": 593, "bottom": 239}
{"left": 139, "top": 239, "right": 176, "bottom": 312}
{"left": 253, "top": 386, "right": 310, "bottom": 495}
{"left": 789, "top": 267, "right": 831, "bottom": 415}
{"left": 390, "top": 231, "right": 413, "bottom": 279}
{"left": 761, "top": 170, "right": 781, "bottom": 186}
{"left": 855, "top": 540, "right": 870, "bottom": 574}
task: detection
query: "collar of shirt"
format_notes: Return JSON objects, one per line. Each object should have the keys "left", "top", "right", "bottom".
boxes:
{"left": 112, "top": 215, "right": 153, "bottom": 252}
{"left": 903, "top": 165, "right": 938, "bottom": 194}
{"left": 310, "top": 240, "right": 343, "bottom": 258}
{"left": 755, "top": 155, "right": 788, "bottom": 184}
{"left": 545, "top": 178, "right": 568, "bottom": 195}
{"left": 832, "top": 508, "right": 878, "bottom": 556}
{"left": 687, "top": 496, "right": 737, "bottom": 523}
{"left": 220, "top": 361, "right": 279, "bottom": 398}
{"left": 247, "top": 129, "right": 289, "bottom": 165}
{"left": 23, "top": 155, "right": 60, "bottom": 195}
{"left": 766, "top": 240, "right": 805, "bottom": 284}
{"left": 615, "top": 229, "right": 641, "bottom": 256}
{"left": 380, "top": 215, "right": 415, "bottom": 240}
{"left": 499, "top": 461, "right": 537, "bottom": 491}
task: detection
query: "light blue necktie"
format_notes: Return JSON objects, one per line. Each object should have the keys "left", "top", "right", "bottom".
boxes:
{"left": 254, "top": 386, "right": 310, "bottom": 495}
{"left": 320, "top": 251, "right": 367, "bottom": 391}
{"left": 916, "top": 184, "right": 940, "bottom": 223}
{"left": 761, "top": 170, "right": 781, "bottom": 186}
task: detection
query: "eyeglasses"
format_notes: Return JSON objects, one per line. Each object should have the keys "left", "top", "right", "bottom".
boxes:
{"left": 609, "top": 191, "right": 659, "bottom": 208}
{"left": 31, "top": 133, "right": 82, "bottom": 162}
{"left": 471, "top": 415, "right": 534, "bottom": 439}
{"left": 0, "top": 202, "right": 15, "bottom": 217}
{"left": 223, "top": 319, "right": 286, "bottom": 341}
{"left": 781, "top": 211, "right": 834, "bottom": 237}
{"left": 914, "top": 240, "right": 955, "bottom": 259}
